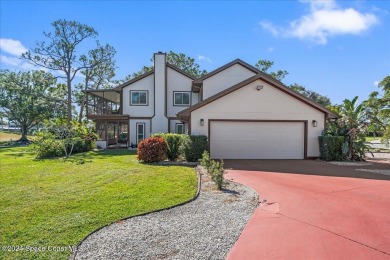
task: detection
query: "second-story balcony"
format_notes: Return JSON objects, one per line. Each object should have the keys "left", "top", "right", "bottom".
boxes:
{"left": 86, "top": 89, "right": 123, "bottom": 117}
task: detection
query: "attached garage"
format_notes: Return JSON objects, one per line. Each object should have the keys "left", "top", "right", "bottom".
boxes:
{"left": 177, "top": 72, "right": 339, "bottom": 160}
{"left": 210, "top": 120, "right": 306, "bottom": 159}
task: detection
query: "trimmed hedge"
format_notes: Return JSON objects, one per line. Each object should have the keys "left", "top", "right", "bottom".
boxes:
{"left": 318, "top": 136, "right": 345, "bottom": 161}
{"left": 137, "top": 137, "right": 168, "bottom": 163}
{"left": 151, "top": 133, "right": 184, "bottom": 161}
{"left": 183, "top": 135, "right": 208, "bottom": 162}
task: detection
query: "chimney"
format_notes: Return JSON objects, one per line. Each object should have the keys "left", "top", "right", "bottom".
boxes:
{"left": 152, "top": 52, "right": 168, "bottom": 133}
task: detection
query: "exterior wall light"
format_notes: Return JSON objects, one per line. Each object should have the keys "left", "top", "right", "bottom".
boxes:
{"left": 312, "top": 120, "right": 318, "bottom": 127}
{"left": 200, "top": 119, "right": 204, "bottom": 126}
{"left": 256, "top": 85, "right": 264, "bottom": 91}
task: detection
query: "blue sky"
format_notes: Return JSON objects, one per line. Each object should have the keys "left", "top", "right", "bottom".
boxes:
{"left": 1, "top": 0, "right": 389, "bottom": 104}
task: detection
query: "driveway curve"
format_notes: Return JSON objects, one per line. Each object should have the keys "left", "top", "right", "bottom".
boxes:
{"left": 225, "top": 160, "right": 390, "bottom": 260}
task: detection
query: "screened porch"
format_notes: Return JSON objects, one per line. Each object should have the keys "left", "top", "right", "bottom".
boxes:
{"left": 86, "top": 89, "right": 122, "bottom": 116}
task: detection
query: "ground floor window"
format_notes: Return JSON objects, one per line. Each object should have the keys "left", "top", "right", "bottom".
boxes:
{"left": 136, "top": 123, "right": 145, "bottom": 144}
{"left": 175, "top": 123, "right": 184, "bottom": 134}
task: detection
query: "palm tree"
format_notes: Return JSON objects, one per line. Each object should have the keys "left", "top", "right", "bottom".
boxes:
{"left": 339, "top": 96, "right": 367, "bottom": 160}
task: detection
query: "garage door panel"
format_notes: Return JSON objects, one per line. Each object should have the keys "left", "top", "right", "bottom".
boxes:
{"left": 210, "top": 121, "right": 304, "bottom": 159}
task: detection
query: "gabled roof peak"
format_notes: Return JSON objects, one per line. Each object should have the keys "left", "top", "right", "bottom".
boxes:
{"left": 180, "top": 73, "right": 339, "bottom": 121}
{"left": 193, "top": 58, "right": 261, "bottom": 84}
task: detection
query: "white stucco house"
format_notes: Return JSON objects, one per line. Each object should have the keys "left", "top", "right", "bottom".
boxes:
{"left": 86, "top": 52, "right": 338, "bottom": 159}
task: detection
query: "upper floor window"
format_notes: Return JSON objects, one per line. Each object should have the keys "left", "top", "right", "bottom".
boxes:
{"left": 174, "top": 92, "right": 190, "bottom": 106}
{"left": 130, "top": 90, "right": 148, "bottom": 106}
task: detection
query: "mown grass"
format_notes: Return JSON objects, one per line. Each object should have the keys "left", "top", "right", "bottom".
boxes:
{"left": 365, "top": 136, "right": 381, "bottom": 142}
{"left": 0, "top": 131, "right": 35, "bottom": 141}
{"left": 0, "top": 147, "right": 197, "bottom": 259}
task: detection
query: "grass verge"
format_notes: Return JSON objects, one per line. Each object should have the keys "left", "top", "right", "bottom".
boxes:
{"left": 0, "top": 147, "right": 197, "bottom": 259}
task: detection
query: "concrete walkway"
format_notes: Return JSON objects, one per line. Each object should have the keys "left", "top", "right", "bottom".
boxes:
{"left": 224, "top": 160, "right": 390, "bottom": 260}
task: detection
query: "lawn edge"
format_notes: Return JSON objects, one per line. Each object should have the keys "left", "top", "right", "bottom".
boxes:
{"left": 70, "top": 166, "right": 201, "bottom": 260}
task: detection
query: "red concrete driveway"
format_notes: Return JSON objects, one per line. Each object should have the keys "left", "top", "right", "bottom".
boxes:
{"left": 225, "top": 160, "right": 390, "bottom": 260}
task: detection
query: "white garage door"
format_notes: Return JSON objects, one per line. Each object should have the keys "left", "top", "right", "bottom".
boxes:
{"left": 210, "top": 121, "right": 305, "bottom": 159}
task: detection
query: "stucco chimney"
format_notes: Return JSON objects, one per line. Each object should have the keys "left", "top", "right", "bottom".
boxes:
{"left": 152, "top": 52, "right": 168, "bottom": 133}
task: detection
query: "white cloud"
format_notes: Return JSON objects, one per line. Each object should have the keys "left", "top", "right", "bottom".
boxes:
{"left": 301, "top": 0, "right": 337, "bottom": 11}
{"left": 0, "top": 38, "right": 28, "bottom": 56}
{"left": 0, "top": 55, "right": 38, "bottom": 70}
{"left": 0, "top": 55, "right": 20, "bottom": 66}
{"left": 260, "top": 0, "right": 379, "bottom": 44}
{"left": 374, "top": 80, "right": 380, "bottom": 87}
{"left": 260, "top": 21, "right": 281, "bottom": 36}
{"left": 198, "top": 55, "right": 212, "bottom": 63}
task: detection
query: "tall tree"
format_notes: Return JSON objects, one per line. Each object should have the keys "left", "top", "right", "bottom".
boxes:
{"left": 255, "top": 59, "right": 289, "bottom": 81}
{"left": 364, "top": 91, "right": 386, "bottom": 136}
{"left": 254, "top": 59, "right": 331, "bottom": 106}
{"left": 22, "top": 19, "right": 101, "bottom": 124}
{"left": 75, "top": 44, "right": 116, "bottom": 122}
{"left": 376, "top": 76, "right": 390, "bottom": 144}
{"left": 165, "top": 51, "right": 207, "bottom": 78}
{"left": 121, "top": 51, "right": 207, "bottom": 82}
{"left": 0, "top": 70, "right": 66, "bottom": 143}
{"left": 289, "top": 83, "right": 332, "bottom": 107}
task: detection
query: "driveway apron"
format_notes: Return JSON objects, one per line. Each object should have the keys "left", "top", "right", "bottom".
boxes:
{"left": 224, "top": 160, "right": 390, "bottom": 260}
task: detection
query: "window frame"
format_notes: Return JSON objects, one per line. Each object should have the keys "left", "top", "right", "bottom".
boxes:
{"left": 175, "top": 123, "right": 184, "bottom": 134}
{"left": 130, "top": 90, "right": 148, "bottom": 106}
{"left": 136, "top": 123, "right": 145, "bottom": 144}
{"left": 173, "top": 91, "right": 191, "bottom": 107}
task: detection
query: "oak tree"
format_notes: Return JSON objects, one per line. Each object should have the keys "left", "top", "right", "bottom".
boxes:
{"left": 0, "top": 70, "right": 66, "bottom": 143}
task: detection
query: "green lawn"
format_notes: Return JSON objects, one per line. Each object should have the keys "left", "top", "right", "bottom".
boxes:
{"left": 365, "top": 136, "right": 381, "bottom": 142}
{"left": 0, "top": 147, "right": 197, "bottom": 260}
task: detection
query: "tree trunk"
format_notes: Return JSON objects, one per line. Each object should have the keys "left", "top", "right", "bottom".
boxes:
{"left": 78, "top": 74, "right": 89, "bottom": 124}
{"left": 19, "top": 124, "right": 29, "bottom": 144}
{"left": 67, "top": 74, "right": 72, "bottom": 125}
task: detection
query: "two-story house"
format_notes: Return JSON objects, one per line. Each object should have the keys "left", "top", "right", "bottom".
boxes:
{"left": 86, "top": 52, "right": 338, "bottom": 159}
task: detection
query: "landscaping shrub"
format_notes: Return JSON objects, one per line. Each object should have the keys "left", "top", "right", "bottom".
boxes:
{"left": 184, "top": 135, "right": 208, "bottom": 162}
{"left": 200, "top": 150, "right": 212, "bottom": 170}
{"left": 318, "top": 136, "right": 345, "bottom": 161}
{"left": 137, "top": 137, "right": 168, "bottom": 163}
{"left": 209, "top": 160, "right": 225, "bottom": 190}
{"left": 32, "top": 120, "right": 97, "bottom": 159}
{"left": 200, "top": 151, "right": 225, "bottom": 190}
{"left": 70, "top": 138, "right": 96, "bottom": 154}
{"left": 151, "top": 133, "right": 184, "bottom": 161}
{"left": 33, "top": 137, "right": 65, "bottom": 158}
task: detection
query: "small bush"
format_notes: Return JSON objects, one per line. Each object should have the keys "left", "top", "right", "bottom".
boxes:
{"left": 151, "top": 133, "right": 184, "bottom": 161}
{"left": 210, "top": 160, "right": 225, "bottom": 190}
{"left": 137, "top": 137, "right": 168, "bottom": 163}
{"left": 200, "top": 151, "right": 212, "bottom": 170}
{"left": 201, "top": 151, "right": 225, "bottom": 190}
{"left": 184, "top": 135, "right": 208, "bottom": 162}
{"left": 31, "top": 120, "right": 97, "bottom": 158}
{"left": 318, "top": 136, "right": 345, "bottom": 161}
{"left": 70, "top": 138, "right": 96, "bottom": 154}
{"left": 33, "top": 138, "right": 65, "bottom": 158}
